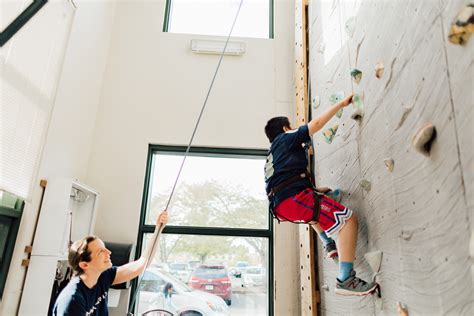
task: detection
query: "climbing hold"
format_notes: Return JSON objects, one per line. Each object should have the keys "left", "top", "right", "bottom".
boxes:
{"left": 336, "top": 108, "right": 343, "bottom": 118}
{"left": 397, "top": 302, "right": 409, "bottom": 316}
{"left": 400, "top": 230, "right": 413, "bottom": 241}
{"left": 329, "top": 91, "right": 345, "bottom": 105}
{"left": 345, "top": 17, "right": 356, "bottom": 38}
{"left": 321, "top": 284, "right": 330, "bottom": 291}
{"left": 350, "top": 68, "right": 362, "bottom": 84}
{"left": 312, "top": 96, "right": 321, "bottom": 109}
{"left": 318, "top": 42, "right": 325, "bottom": 54}
{"left": 371, "top": 284, "right": 382, "bottom": 298}
{"left": 364, "top": 250, "right": 383, "bottom": 273}
{"left": 396, "top": 106, "right": 413, "bottom": 130}
{"left": 375, "top": 62, "right": 384, "bottom": 79}
{"left": 326, "top": 189, "right": 342, "bottom": 203}
{"left": 359, "top": 179, "right": 371, "bottom": 191}
{"left": 384, "top": 158, "right": 395, "bottom": 172}
{"left": 412, "top": 123, "right": 437, "bottom": 156}
{"left": 350, "top": 107, "right": 364, "bottom": 120}
{"left": 323, "top": 124, "right": 339, "bottom": 144}
{"left": 448, "top": 3, "right": 474, "bottom": 45}
{"left": 352, "top": 93, "right": 364, "bottom": 109}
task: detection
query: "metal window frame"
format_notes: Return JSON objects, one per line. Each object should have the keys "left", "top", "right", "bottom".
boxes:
{"left": 162, "top": 0, "right": 274, "bottom": 39}
{"left": 0, "top": 0, "right": 48, "bottom": 47}
{"left": 130, "top": 144, "right": 274, "bottom": 315}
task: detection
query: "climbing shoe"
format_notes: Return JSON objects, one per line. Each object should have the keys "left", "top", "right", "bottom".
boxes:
{"left": 335, "top": 270, "right": 378, "bottom": 296}
{"left": 325, "top": 240, "right": 338, "bottom": 260}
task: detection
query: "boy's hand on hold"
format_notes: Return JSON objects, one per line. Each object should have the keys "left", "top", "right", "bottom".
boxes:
{"left": 340, "top": 93, "right": 354, "bottom": 108}
{"left": 157, "top": 211, "right": 169, "bottom": 226}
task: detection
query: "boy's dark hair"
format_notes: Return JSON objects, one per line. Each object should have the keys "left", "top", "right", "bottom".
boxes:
{"left": 264, "top": 116, "right": 291, "bottom": 143}
{"left": 68, "top": 235, "right": 97, "bottom": 275}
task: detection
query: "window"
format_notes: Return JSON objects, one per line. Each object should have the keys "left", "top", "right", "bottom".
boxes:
{"left": 0, "top": 191, "right": 25, "bottom": 299}
{"left": 0, "top": 0, "right": 48, "bottom": 47}
{"left": 1, "top": 1, "right": 74, "bottom": 199}
{"left": 133, "top": 145, "right": 272, "bottom": 315}
{"left": 163, "top": 0, "right": 274, "bottom": 39}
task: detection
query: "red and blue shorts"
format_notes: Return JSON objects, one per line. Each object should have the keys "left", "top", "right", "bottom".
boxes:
{"left": 274, "top": 188, "right": 353, "bottom": 237}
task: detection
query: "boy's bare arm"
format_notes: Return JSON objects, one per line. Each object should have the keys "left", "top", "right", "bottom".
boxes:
{"left": 315, "top": 186, "right": 331, "bottom": 193}
{"left": 308, "top": 93, "right": 354, "bottom": 135}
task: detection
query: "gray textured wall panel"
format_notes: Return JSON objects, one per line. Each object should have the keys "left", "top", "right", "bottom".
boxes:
{"left": 309, "top": 0, "right": 473, "bottom": 315}
{"left": 441, "top": 0, "right": 474, "bottom": 226}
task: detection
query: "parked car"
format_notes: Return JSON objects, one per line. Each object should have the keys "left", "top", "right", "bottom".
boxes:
{"left": 242, "top": 266, "right": 266, "bottom": 287}
{"left": 228, "top": 267, "right": 244, "bottom": 289}
{"left": 169, "top": 262, "right": 191, "bottom": 282}
{"left": 188, "top": 260, "right": 201, "bottom": 270}
{"left": 188, "top": 264, "right": 232, "bottom": 305}
{"left": 138, "top": 268, "right": 228, "bottom": 316}
{"left": 151, "top": 262, "right": 170, "bottom": 272}
{"left": 235, "top": 261, "right": 249, "bottom": 269}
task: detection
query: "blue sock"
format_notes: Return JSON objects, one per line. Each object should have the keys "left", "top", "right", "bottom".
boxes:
{"left": 318, "top": 231, "right": 334, "bottom": 246}
{"left": 338, "top": 262, "right": 354, "bottom": 282}
{"left": 326, "top": 189, "right": 341, "bottom": 202}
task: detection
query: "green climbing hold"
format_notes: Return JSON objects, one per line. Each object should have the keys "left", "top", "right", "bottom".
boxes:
{"left": 352, "top": 94, "right": 364, "bottom": 109}
{"left": 329, "top": 92, "right": 345, "bottom": 105}
{"left": 336, "top": 108, "right": 343, "bottom": 118}
{"left": 360, "top": 179, "right": 371, "bottom": 191}
{"left": 324, "top": 124, "right": 339, "bottom": 144}
{"left": 350, "top": 69, "right": 362, "bottom": 84}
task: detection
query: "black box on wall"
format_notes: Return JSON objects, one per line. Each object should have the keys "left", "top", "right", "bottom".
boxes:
{"left": 105, "top": 242, "right": 136, "bottom": 289}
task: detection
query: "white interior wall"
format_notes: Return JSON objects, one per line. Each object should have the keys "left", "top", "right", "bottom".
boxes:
{"left": 85, "top": 1, "right": 299, "bottom": 315}
{"left": 0, "top": 1, "right": 116, "bottom": 314}
{"left": 2, "top": 0, "right": 301, "bottom": 314}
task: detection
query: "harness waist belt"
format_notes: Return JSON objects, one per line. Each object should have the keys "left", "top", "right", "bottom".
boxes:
{"left": 267, "top": 171, "right": 311, "bottom": 199}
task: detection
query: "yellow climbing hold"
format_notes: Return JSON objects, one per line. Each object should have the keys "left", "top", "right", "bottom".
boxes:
{"left": 448, "top": 4, "right": 474, "bottom": 45}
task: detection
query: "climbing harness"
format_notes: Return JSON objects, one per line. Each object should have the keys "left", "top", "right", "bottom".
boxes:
{"left": 267, "top": 171, "right": 322, "bottom": 224}
{"left": 128, "top": 1, "right": 244, "bottom": 314}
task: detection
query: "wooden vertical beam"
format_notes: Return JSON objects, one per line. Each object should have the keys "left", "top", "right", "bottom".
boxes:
{"left": 295, "top": 1, "right": 318, "bottom": 315}
{"left": 295, "top": 0, "right": 309, "bottom": 126}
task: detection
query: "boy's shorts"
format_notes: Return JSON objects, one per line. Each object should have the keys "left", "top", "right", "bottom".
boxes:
{"left": 274, "top": 188, "right": 353, "bottom": 237}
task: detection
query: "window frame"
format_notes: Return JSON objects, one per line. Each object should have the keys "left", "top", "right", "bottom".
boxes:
{"left": 0, "top": 198, "right": 25, "bottom": 299}
{"left": 131, "top": 144, "right": 274, "bottom": 315}
{"left": 0, "top": 0, "right": 47, "bottom": 47}
{"left": 162, "top": 0, "right": 275, "bottom": 39}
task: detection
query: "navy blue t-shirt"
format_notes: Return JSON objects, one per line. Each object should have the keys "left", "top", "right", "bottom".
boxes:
{"left": 265, "top": 124, "right": 313, "bottom": 206}
{"left": 53, "top": 267, "right": 117, "bottom": 316}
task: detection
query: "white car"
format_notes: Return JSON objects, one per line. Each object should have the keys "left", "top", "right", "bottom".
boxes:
{"left": 169, "top": 262, "right": 191, "bottom": 283}
{"left": 242, "top": 266, "right": 266, "bottom": 288}
{"left": 138, "top": 268, "right": 229, "bottom": 316}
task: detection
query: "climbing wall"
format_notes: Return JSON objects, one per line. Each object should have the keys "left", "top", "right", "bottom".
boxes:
{"left": 308, "top": 0, "right": 473, "bottom": 314}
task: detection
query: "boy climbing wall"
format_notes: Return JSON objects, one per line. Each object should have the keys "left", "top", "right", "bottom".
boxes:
{"left": 264, "top": 94, "right": 378, "bottom": 296}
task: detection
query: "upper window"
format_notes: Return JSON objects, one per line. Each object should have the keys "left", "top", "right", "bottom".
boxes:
{"left": 163, "top": 0, "right": 273, "bottom": 39}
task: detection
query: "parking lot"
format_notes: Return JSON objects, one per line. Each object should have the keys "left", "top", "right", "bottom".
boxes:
{"left": 228, "top": 287, "right": 267, "bottom": 316}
